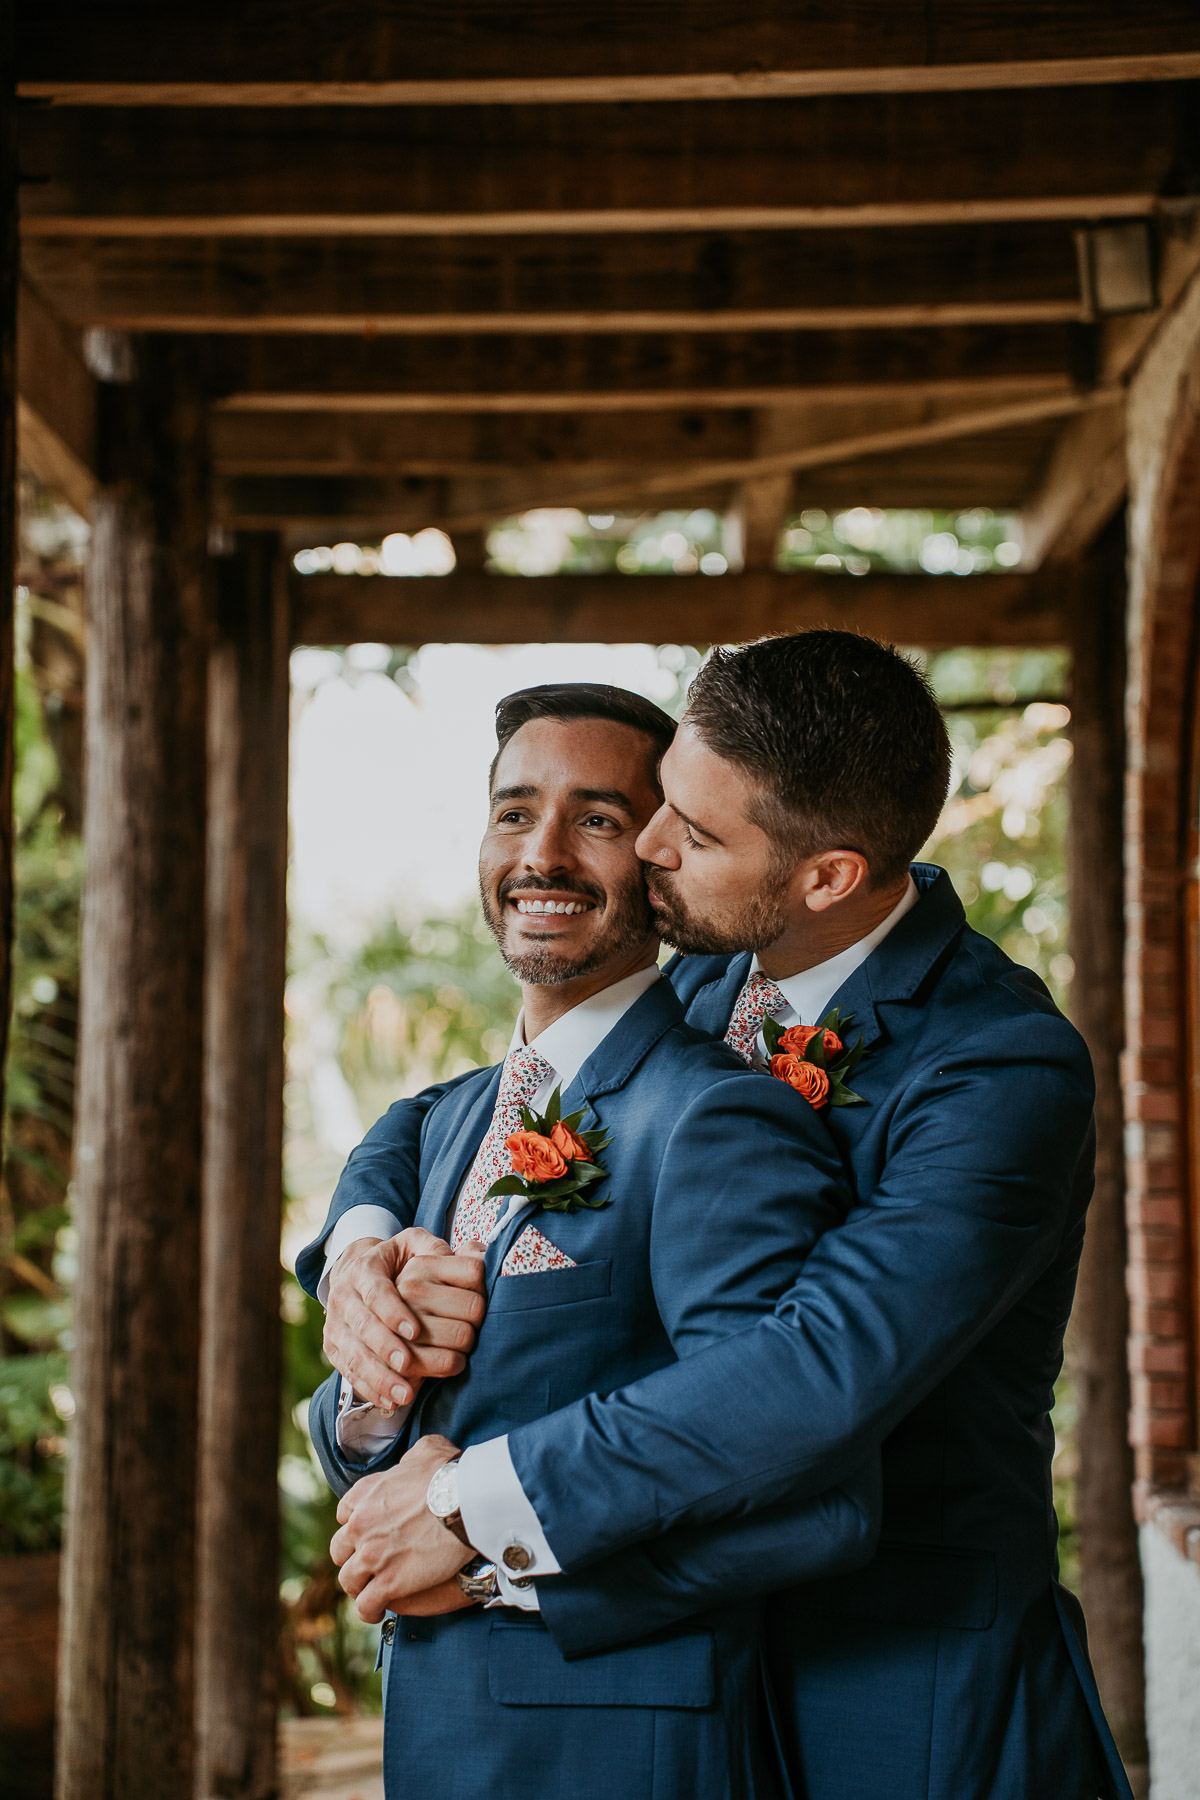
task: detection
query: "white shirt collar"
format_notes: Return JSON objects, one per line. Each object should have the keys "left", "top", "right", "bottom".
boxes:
{"left": 751, "top": 875, "right": 920, "bottom": 1028}
{"left": 508, "top": 963, "right": 661, "bottom": 1091}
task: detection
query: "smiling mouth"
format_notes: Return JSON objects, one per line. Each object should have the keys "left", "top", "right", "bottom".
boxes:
{"left": 509, "top": 895, "right": 597, "bottom": 918}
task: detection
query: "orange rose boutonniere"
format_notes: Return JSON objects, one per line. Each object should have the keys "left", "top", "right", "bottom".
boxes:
{"left": 490, "top": 1087, "right": 612, "bottom": 1215}
{"left": 763, "top": 1006, "right": 867, "bottom": 1110}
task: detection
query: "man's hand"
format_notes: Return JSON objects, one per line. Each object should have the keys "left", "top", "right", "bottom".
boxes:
{"left": 324, "top": 1231, "right": 487, "bottom": 1410}
{"left": 331, "top": 1436, "right": 474, "bottom": 1622}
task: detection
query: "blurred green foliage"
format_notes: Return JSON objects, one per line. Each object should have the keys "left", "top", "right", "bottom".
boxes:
{"left": 280, "top": 906, "right": 517, "bottom": 1712}
{"left": 1, "top": 645, "right": 81, "bottom": 1555}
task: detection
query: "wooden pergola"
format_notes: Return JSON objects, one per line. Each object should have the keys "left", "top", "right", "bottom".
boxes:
{"left": 3, "top": 8, "right": 1200, "bottom": 1797}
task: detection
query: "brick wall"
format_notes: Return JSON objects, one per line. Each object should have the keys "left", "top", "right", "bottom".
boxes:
{"left": 1124, "top": 259, "right": 1200, "bottom": 1502}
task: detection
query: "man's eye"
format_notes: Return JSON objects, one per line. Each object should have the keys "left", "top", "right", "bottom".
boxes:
{"left": 683, "top": 828, "right": 703, "bottom": 849}
{"left": 583, "top": 814, "right": 617, "bottom": 829}
{"left": 498, "top": 810, "right": 527, "bottom": 824}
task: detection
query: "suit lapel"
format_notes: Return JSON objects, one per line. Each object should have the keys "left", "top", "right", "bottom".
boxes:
{"left": 482, "top": 979, "right": 686, "bottom": 1290}
{"left": 825, "top": 864, "right": 966, "bottom": 1049}
{"left": 418, "top": 1064, "right": 503, "bottom": 1243}
{"left": 679, "top": 952, "right": 752, "bottom": 1039}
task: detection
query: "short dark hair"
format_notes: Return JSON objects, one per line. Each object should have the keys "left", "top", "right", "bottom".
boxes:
{"left": 685, "top": 631, "right": 951, "bottom": 886}
{"left": 491, "top": 682, "right": 677, "bottom": 793}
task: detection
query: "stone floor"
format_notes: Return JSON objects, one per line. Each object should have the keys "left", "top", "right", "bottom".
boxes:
{"left": 280, "top": 1717, "right": 385, "bottom": 1800}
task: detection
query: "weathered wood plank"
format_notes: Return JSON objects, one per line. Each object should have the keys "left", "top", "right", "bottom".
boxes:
{"left": 197, "top": 534, "right": 290, "bottom": 1800}
{"left": 428, "top": 390, "right": 1115, "bottom": 531}
{"left": 290, "top": 567, "right": 1068, "bottom": 649}
{"left": 215, "top": 394, "right": 1099, "bottom": 529}
{"left": 1019, "top": 403, "right": 1128, "bottom": 566}
{"left": 210, "top": 406, "right": 760, "bottom": 474}
{"left": 19, "top": 88, "right": 1183, "bottom": 231}
{"left": 22, "top": 223, "right": 1085, "bottom": 333}
{"left": 16, "top": 281, "right": 95, "bottom": 505}
{"left": 208, "top": 325, "right": 1079, "bottom": 412}
{"left": 58, "top": 339, "right": 211, "bottom": 1800}
{"left": 16, "top": 2, "right": 1200, "bottom": 101}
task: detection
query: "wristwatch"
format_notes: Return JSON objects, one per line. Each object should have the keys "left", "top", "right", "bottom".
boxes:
{"left": 426, "top": 1456, "right": 472, "bottom": 1546}
{"left": 456, "top": 1555, "right": 499, "bottom": 1603}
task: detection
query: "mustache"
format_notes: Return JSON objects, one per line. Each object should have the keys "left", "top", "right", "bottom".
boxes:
{"left": 499, "top": 875, "right": 608, "bottom": 906}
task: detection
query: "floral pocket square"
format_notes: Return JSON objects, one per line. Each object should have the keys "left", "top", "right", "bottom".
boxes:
{"left": 500, "top": 1225, "right": 577, "bottom": 1277}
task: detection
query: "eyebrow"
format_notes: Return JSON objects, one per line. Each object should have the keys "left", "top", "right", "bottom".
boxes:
{"left": 670, "top": 802, "right": 725, "bottom": 846}
{"left": 491, "top": 784, "right": 636, "bottom": 812}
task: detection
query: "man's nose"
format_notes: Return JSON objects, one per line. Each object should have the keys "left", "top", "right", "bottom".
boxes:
{"left": 522, "top": 815, "right": 574, "bottom": 871}
{"left": 635, "top": 804, "right": 680, "bottom": 869}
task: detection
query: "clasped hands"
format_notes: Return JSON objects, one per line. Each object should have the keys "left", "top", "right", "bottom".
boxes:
{"left": 324, "top": 1230, "right": 487, "bottom": 1620}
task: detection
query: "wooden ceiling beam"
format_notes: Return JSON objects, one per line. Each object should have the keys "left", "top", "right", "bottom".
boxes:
{"left": 1018, "top": 403, "right": 1128, "bottom": 567}
{"left": 17, "top": 4, "right": 1200, "bottom": 103}
{"left": 209, "top": 407, "right": 761, "bottom": 475}
{"left": 216, "top": 394, "right": 1102, "bottom": 533}
{"left": 289, "top": 566, "right": 1068, "bottom": 650}
{"left": 205, "top": 325, "right": 1080, "bottom": 413}
{"left": 19, "top": 88, "right": 1186, "bottom": 235}
{"left": 22, "top": 224, "right": 1086, "bottom": 334}
{"left": 16, "top": 281, "right": 95, "bottom": 513}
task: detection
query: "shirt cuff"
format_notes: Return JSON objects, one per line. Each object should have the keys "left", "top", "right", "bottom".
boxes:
{"left": 317, "top": 1205, "right": 405, "bottom": 1305}
{"left": 458, "top": 1435, "right": 562, "bottom": 1589}
{"left": 334, "top": 1374, "right": 411, "bottom": 1460}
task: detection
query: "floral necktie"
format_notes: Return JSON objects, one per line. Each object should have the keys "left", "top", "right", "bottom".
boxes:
{"left": 724, "top": 971, "right": 790, "bottom": 1067}
{"left": 452, "top": 1044, "right": 554, "bottom": 1247}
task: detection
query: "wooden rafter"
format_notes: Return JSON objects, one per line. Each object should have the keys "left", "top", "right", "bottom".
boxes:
{"left": 17, "top": 3, "right": 1200, "bottom": 103}
{"left": 207, "top": 325, "right": 1079, "bottom": 412}
{"left": 290, "top": 566, "right": 1070, "bottom": 650}
{"left": 22, "top": 223, "right": 1086, "bottom": 334}
{"left": 20, "top": 88, "right": 1185, "bottom": 235}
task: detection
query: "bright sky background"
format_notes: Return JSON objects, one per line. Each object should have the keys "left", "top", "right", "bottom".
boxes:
{"left": 288, "top": 640, "right": 683, "bottom": 941}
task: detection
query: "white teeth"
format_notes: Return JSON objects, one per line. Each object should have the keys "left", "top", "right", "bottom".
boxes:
{"left": 514, "top": 898, "right": 589, "bottom": 915}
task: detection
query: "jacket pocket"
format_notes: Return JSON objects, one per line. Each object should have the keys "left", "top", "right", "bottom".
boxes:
{"left": 488, "top": 1258, "right": 612, "bottom": 1313}
{"left": 487, "top": 1617, "right": 715, "bottom": 1709}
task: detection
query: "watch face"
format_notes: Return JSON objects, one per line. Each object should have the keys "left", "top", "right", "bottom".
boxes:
{"left": 427, "top": 1459, "right": 460, "bottom": 1519}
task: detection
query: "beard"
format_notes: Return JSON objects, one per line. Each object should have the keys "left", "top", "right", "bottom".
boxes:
{"left": 646, "top": 862, "right": 791, "bottom": 956}
{"left": 480, "top": 868, "right": 657, "bottom": 984}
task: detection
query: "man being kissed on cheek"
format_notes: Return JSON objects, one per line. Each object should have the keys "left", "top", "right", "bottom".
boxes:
{"left": 304, "top": 681, "right": 880, "bottom": 1800}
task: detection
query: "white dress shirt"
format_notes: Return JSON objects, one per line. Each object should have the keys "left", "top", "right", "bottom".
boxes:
{"left": 742, "top": 876, "right": 919, "bottom": 1065}
{"left": 324, "top": 962, "right": 661, "bottom": 1607}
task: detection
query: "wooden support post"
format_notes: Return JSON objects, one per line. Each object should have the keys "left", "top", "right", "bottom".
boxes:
{"left": 58, "top": 338, "right": 211, "bottom": 1800}
{"left": 1066, "top": 516, "right": 1148, "bottom": 1787}
{"left": 0, "top": 1, "right": 17, "bottom": 1139}
{"left": 196, "top": 533, "right": 289, "bottom": 1800}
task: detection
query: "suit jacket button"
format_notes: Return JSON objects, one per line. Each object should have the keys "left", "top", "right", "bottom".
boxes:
{"left": 503, "top": 1541, "right": 532, "bottom": 1572}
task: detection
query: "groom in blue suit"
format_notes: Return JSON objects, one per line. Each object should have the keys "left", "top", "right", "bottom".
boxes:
{"left": 308, "top": 686, "right": 881, "bottom": 1800}
{"left": 308, "top": 635, "right": 1131, "bottom": 1800}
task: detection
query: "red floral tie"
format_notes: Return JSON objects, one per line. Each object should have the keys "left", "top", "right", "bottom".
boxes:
{"left": 724, "top": 972, "right": 789, "bottom": 1067}
{"left": 452, "top": 1044, "right": 554, "bottom": 1247}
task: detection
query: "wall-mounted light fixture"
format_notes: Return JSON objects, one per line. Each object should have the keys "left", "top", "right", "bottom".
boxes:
{"left": 1074, "top": 221, "right": 1158, "bottom": 319}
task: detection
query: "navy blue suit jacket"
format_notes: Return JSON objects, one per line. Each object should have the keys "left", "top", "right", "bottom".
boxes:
{"left": 307, "top": 978, "right": 879, "bottom": 1800}
{"left": 300, "top": 867, "right": 1130, "bottom": 1800}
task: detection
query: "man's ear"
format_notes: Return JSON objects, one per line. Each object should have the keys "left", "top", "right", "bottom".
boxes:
{"left": 801, "top": 850, "right": 871, "bottom": 913}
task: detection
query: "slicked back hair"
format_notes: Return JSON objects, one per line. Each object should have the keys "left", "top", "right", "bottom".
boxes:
{"left": 685, "top": 631, "right": 951, "bottom": 887}
{"left": 491, "top": 682, "right": 677, "bottom": 795}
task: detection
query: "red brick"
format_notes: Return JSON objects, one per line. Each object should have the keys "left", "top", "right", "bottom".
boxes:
{"left": 1128, "top": 1409, "right": 1192, "bottom": 1448}
{"left": 1127, "top": 1264, "right": 1187, "bottom": 1303}
{"left": 1126, "top": 1196, "right": 1186, "bottom": 1230}
{"left": 1129, "top": 1337, "right": 1191, "bottom": 1374}
{"left": 1132, "top": 1374, "right": 1189, "bottom": 1412}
